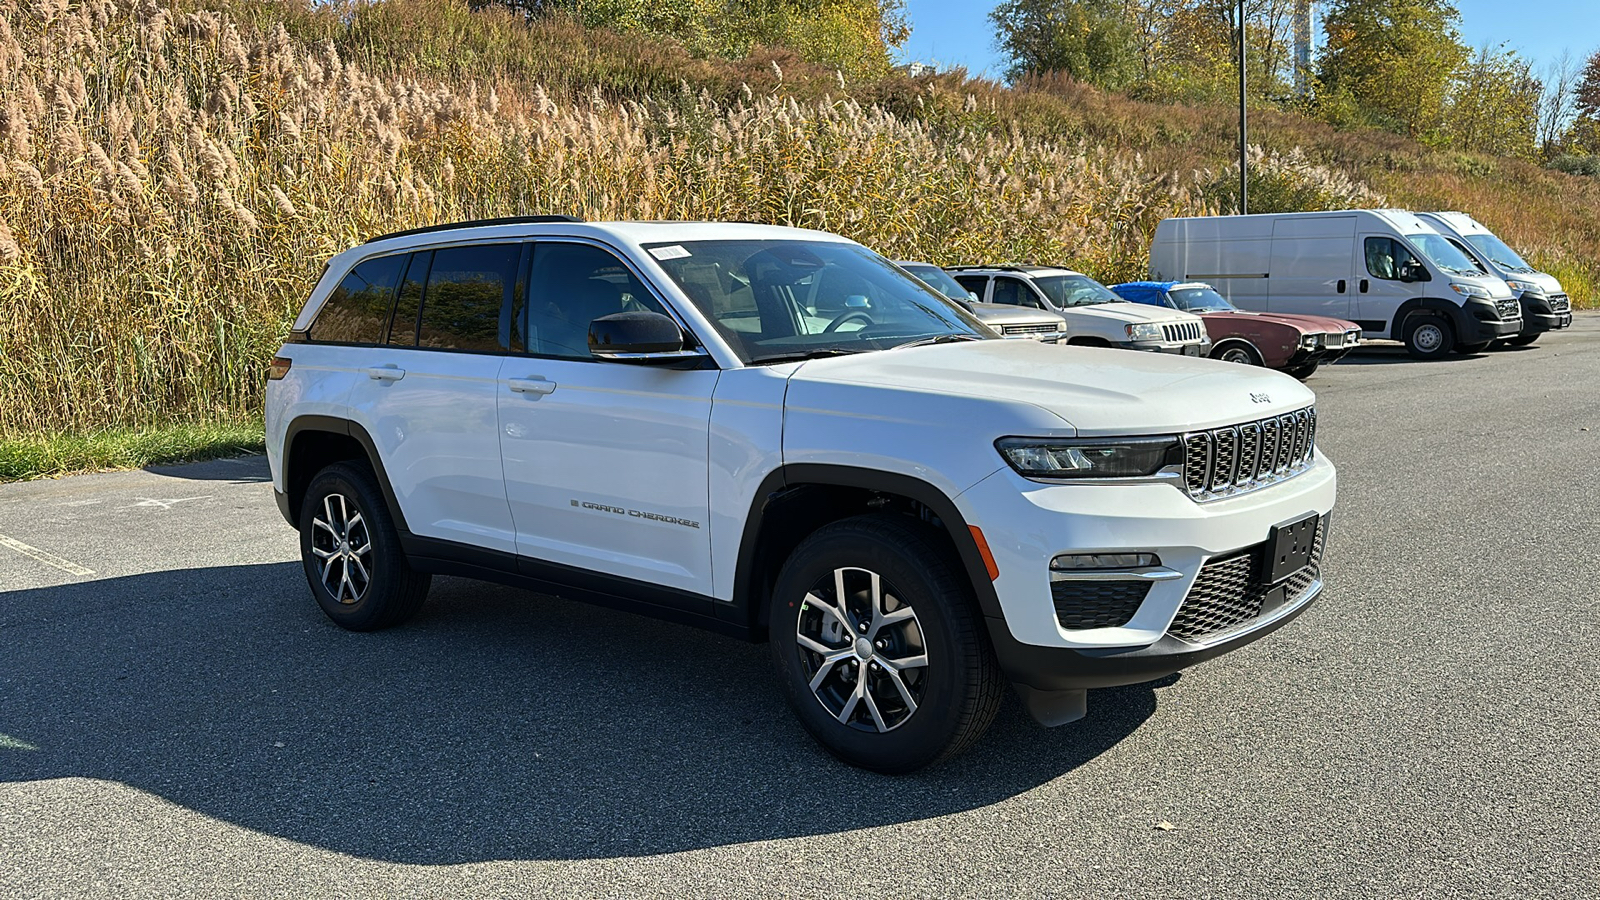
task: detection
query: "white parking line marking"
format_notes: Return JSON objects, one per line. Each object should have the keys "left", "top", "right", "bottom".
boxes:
{"left": 0, "top": 533, "right": 95, "bottom": 577}
{"left": 125, "top": 496, "right": 210, "bottom": 510}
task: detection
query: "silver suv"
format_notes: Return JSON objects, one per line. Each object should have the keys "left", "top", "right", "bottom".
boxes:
{"left": 950, "top": 265, "right": 1210, "bottom": 355}
{"left": 896, "top": 261, "right": 1066, "bottom": 342}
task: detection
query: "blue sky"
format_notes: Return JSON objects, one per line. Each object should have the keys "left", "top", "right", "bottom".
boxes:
{"left": 898, "top": 0, "right": 1600, "bottom": 81}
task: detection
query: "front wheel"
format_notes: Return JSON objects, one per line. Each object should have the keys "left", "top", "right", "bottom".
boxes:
{"left": 768, "top": 515, "right": 1004, "bottom": 774}
{"left": 1403, "top": 315, "right": 1455, "bottom": 360}
{"left": 1212, "top": 342, "right": 1263, "bottom": 366}
{"left": 299, "top": 462, "right": 431, "bottom": 631}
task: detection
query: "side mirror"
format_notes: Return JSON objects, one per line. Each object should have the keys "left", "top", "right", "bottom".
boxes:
{"left": 967, "top": 291, "right": 981, "bottom": 302}
{"left": 589, "top": 311, "right": 704, "bottom": 364}
{"left": 1398, "top": 262, "right": 1430, "bottom": 283}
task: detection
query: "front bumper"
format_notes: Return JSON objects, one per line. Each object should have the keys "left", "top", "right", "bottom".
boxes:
{"left": 1459, "top": 299, "right": 1521, "bottom": 343}
{"left": 1125, "top": 339, "right": 1210, "bottom": 356}
{"left": 1516, "top": 294, "right": 1572, "bottom": 334}
{"left": 957, "top": 454, "right": 1335, "bottom": 699}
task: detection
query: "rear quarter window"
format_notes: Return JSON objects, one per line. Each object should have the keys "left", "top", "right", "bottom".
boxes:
{"left": 416, "top": 243, "right": 524, "bottom": 351}
{"left": 308, "top": 256, "right": 406, "bottom": 344}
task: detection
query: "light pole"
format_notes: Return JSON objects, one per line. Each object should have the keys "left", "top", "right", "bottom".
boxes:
{"left": 1235, "top": 0, "right": 1248, "bottom": 216}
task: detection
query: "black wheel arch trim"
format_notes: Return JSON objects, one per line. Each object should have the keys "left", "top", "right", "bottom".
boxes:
{"left": 730, "top": 464, "right": 1004, "bottom": 631}
{"left": 281, "top": 415, "right": 409, "bottom": 534}
{"left": 1389, "top": 297, "right": 1483, "bottom": 342}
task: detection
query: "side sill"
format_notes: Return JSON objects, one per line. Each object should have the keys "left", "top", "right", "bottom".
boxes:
{"left": 398, "top": 532, "right": 756, "bottom": 641}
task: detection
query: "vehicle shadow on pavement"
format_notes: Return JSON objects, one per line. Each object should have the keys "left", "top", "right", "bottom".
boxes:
{"left": 0, "top": 562, "right": 1161, "bottom": 864}
{"left": 144, "top": 455, "right": 272, "bottom": 484}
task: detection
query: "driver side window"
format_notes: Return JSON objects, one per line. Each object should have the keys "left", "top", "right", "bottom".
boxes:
{"left": 991, "top": 277, "right": 1042, "bottom": 309}
{"left": 1365, "top": 237, "right": 1419, "bottom": 282}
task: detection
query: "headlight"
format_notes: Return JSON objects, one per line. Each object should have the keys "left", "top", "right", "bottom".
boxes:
{"left": 1504, "top": 280, "right": 1543, "bottom": 295}
{"left": 1299, "top": 333, "right": 1323, "bottom": 350}
{"left": 996, "top": 436, "right": 1180, "bottom": 479}
{"left": 1126, "top": 323, "right": 1163, "bottom": 342}
{"left": 1450, "top": 283, "right": 1491, "bottom": 299}
{"left": 1345, "top": 329, "right": 1362, "bottom": 344}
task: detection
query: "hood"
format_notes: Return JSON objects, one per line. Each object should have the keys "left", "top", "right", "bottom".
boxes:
{"left": 1207, "top": 310, "right": 1359, "bottom": 334}
{"left": 786, "top": 340, "right": 1315, "bottom": 436}
{"left": 967, "top": 302, "right": 1067, "bottom": 327}
{"left": 1508, "top": 270, "right": 1564, "bottom": 295}
{"left": 1062, "top": 301, "right": 1197, "bottom": 325}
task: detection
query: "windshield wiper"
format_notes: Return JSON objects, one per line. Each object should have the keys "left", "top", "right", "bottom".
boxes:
{"left": 749, "top": 348, "right": 866, "bottom": 365}
{"left": 895, "top": 334, "right": 984, "bottom": 350}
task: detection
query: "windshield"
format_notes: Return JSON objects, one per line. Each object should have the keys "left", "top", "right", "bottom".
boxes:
{"left": 1464, "top": 233, "right": 1534, "bottom": 273}
{"left": 899, "top": 263, "right": 971, "bottom": 302}
{"left": 1033, "top": 274, "right": 1123, "bottom": 308}
{"left": 646, "top": 240, "right": 991, "bottom": 364}
{"left": 1406, "top": 233, "right": 1481, "bottom": 278}
{"left": 1167, "top": 286, "right": 1236, "bottom": 312}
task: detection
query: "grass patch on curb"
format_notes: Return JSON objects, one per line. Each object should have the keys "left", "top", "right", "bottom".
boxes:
{"left": 0, "top": 421, "right": 266, "bottom": 482}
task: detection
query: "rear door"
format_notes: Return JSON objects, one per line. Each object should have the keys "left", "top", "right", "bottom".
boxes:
{"left": 497, "top": 240, "right": 718, "bottom": 596}
{"left": 1268, "top": 216, "right": 1356, "bottom": 318}
{"left": 952, "top": 274, "right": 991, "bottom": 303}
{"left": 343, "top": 243, "right": 524, "bottom": 554}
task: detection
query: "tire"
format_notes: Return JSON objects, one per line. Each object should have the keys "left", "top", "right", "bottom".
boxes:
{"left": 1455, "top": 341, "right": 1491, "bottom": 355}
{"left": 1403, "top": 314, "right": 1455, "bottom": 360}
{"left": 1505, "top": 334, "right": 1540, "bottom": 347}
{"left": 768, "top": 514, "right": 1004, "bottom": 774}
{"left": 299, "top": 461, "right": 431, "bottom": 631}
{"left": 1212, "top": 342, "right": 1263, "bottom": 366}
{"left": 1285, "top": 361, "right": 1319, "bottom": 380}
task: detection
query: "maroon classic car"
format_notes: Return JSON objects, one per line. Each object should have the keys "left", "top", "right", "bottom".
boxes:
{"left": 1110, "top": 281, "right": 1362, "bottom": 379}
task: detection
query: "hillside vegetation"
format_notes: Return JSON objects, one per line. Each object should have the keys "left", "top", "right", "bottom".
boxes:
{"left": 1, "top": 0, "right": 1598, "bottom": 439}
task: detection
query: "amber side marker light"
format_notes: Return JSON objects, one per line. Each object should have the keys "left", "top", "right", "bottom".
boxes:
{"left": 969, "top": 525, "right": 1000, "bottom": 581}
{"left": 267, "top": 356, "right": 292, "bottom": 380}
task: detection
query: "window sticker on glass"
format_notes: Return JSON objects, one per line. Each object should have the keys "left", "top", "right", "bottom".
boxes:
{"left": 649, "top": 245, "right": 692, "bottom": 260}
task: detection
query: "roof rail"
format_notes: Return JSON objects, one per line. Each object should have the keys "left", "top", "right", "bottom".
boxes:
{"left": 944, "top": 264, "right": 1037, "bottom": 272}
{"left": 365, "top": 215, "right": 583, "bottom": 244}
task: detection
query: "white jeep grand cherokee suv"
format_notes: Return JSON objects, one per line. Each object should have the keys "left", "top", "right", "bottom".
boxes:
{"left": 266, "top": 217, "right": 1336, "bottom": 773}
{"left": 949, "top": 265, "right": 1211, "bottom": 355}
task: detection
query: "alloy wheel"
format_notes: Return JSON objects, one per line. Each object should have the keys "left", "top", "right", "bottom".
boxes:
{"left": 310, "top": 492, "right": 372, "bottom": 604}
{"left": 795, "top": 566, "right": 928, "bottom": 733}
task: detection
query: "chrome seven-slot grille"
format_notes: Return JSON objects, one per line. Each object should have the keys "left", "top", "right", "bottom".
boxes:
{"left": 1160, "top": 321, "right": 1204, "bottom": 343}
{"left": 1002, "top": 323, "right": 1059, "bottom": 335}
{"left": 1550, "top": 293, "right": 1571, "bottom": 313}
{"left": 1495, "top": 297, "right": 1521, "bottom": 319}
{"left": 1182, "top": 407, "right": 1316, "bottom": 501}
{"left": 1167, "top": 517, "right": 1327, "bottom": 643}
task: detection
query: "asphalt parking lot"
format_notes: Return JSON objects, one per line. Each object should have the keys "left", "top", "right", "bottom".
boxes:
{"left": 3, "top": 318, "right": 1598, "bottom": 898}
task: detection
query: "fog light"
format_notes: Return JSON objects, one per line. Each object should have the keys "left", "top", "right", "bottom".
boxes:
{"left": 1050, "top": 552, "right": 1160, "bottom": 571}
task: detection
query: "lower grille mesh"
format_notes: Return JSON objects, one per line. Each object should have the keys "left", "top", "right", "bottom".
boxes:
{"left": 1168, "top": 518, "right": 1327, "bottom": 643}
{"left": 1052, "top": 580, "right": 1151, "bottom": 630}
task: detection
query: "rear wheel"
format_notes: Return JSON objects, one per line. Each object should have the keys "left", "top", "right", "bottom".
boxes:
{"left": 768, "top": 515, "right": 1003, "bottom": 774}
{"left": 299, "top": 462, "right": 431, "bottom": 631}
{"left": 1403, "top": 315, "right": 1454, "bottom": 360}
{"left": 1505, "top": 334, "right": 1540, "bottom": 347}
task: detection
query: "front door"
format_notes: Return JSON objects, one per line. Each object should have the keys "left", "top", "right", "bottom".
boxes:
{"left": 1355, "top": 234, "right": 1425, "bottom": 334}
{"left": 497, "top": 240, "right": 718, "bottom": 596}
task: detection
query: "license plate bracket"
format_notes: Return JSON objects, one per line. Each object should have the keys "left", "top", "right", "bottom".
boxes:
{"left": 1265, "top": 514, "right": 1319, "bottom": 583}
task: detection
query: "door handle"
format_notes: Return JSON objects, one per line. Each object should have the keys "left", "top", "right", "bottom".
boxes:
{"left": 1337, "top": 279, "right": 1346, "bottom": 294}
{"left": 507, "top": 377, "right": 557, "bottom": 395}
{"left": 362, "top": 365, "right": 405, "bottom": 381}
{"left": 1360, "top": 279, "right": 1370, "bottom": 293}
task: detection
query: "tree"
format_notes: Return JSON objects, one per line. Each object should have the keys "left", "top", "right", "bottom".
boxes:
{"left": 1568, "top": 48, "right": 1600, "bottom": 154}
{"left": 990, "top": 0, "right": 1139, "bottom": 88}
{"left": 1317, "top": 0, "right": 1469, "bottom": 140}
{"left": 1537, "top": 51, "right": 1581, "bottom": 158}
{"left": 1443, "top": 44, "right": 1541, "bottom": 159}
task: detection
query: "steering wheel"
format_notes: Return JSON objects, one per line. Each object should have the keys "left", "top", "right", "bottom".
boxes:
{"left": 823, "top": 310, "right": 874, "bottom": 333}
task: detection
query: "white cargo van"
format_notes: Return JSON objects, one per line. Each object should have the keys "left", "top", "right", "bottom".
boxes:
{"left": 1415, "top": 211, "right": 1572, "bottom": 347}
{"left": 1151, "top": 210, "right": 1522, "bottom": 359}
